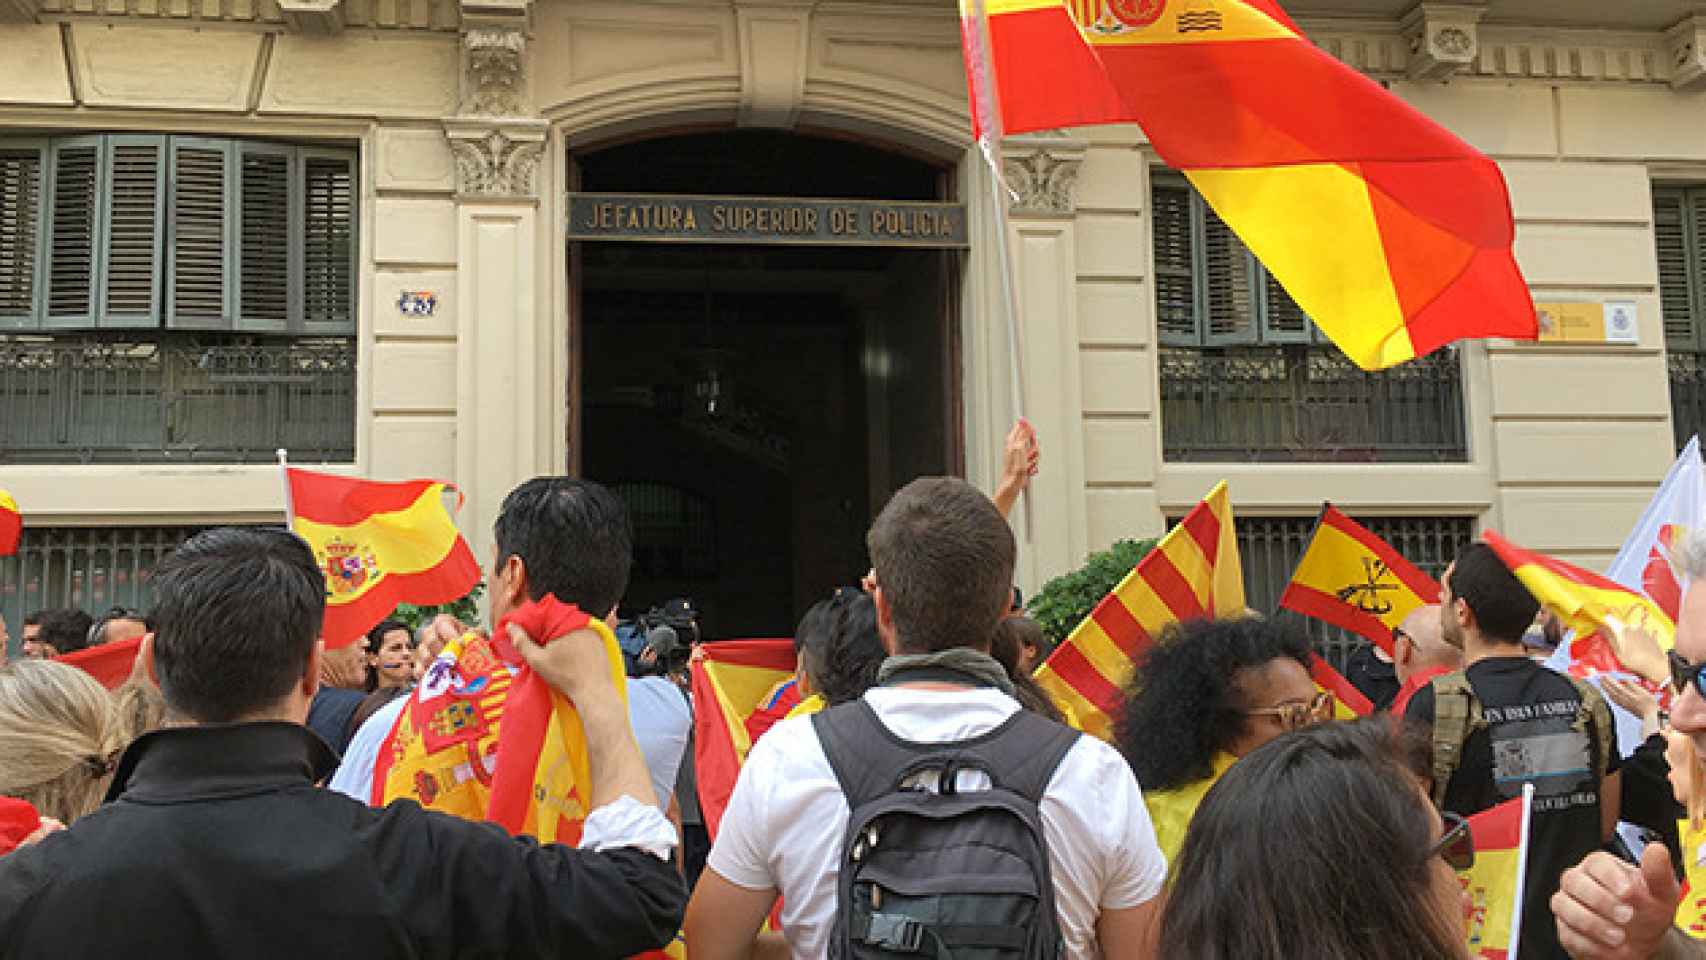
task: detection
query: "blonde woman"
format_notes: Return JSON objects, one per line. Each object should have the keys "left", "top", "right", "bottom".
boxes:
{"left": 0, "top": 659, "right": 125, "bottom": 826}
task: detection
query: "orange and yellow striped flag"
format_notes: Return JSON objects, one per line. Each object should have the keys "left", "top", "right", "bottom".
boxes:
{"left": 1033, "top": 481, "right": 1244, "bottom": 742}
{"left": 284, "top": 468, "right": 481, "bottom": 648}
{"left": 1482, "top": 531, "right": 1676, "bottom": 655}
{"left": 690, "top": 639, "right": 800, "bottom": 838}
{"left": 959, "top": 0, "right": 1537, "bottom": 370}
{"left": 0, "top": 488, "right": 18, "bottom": 556}
{"left": 1461, "top": 786, "right": 1534, "bottom": 959}
{"left": 1280, "top": 504, "right": 1440, "bottom": 654}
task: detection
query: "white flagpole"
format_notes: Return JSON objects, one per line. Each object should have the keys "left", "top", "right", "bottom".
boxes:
{"left": 276, "top": 448, "right": 295, "bottom": 528}
{"left": 1506, "top": 782, "right": 1536, "bottom": 958}
{"left": 966, "top": 0, "right": 1034, "bottom": 541}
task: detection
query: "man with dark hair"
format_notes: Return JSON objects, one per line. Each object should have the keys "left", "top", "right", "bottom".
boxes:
{"left": 686, "top": 477, "right": 1166, "bottom": 960}
{"left": 20, "top": 608, "right": 93, "bottom": 659}
{"left": 85, "top": 607, "right": 149, "bottom": 648}
{"left": 0, "top": 526, "right": 685, "bottom": 958}
{"left": 1404, "top": 540, "right": 1619, "bottom": 960}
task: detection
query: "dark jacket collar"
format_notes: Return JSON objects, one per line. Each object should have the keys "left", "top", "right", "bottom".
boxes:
{"left": 105, "top": 721, "right": 339, "bottom": 805}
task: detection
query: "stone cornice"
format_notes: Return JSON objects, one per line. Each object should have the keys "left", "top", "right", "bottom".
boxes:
{"left": 1303, "top": 19, "right": 1672, "bottom": 83}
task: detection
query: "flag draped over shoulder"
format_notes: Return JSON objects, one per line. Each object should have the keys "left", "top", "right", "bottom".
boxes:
{"left": 1033, "top": 481, "right": 1244, "bottom": 742}
{"left": 284, "top": 468, "right": 481, "bottom": 648}
{"left": 0, "top": 488, "right": 19, "bottom": 556}
{"left": 959, "top": 0, "right": 1537, "bottom": 370}
{"left": 1461, "top": 786, "right": 1534, "bottom": 959}
{"left": 1280, "top": 505, "right": 1440, "bottom": 653}
{"left": 373, "top": 598, "right": 627, "bottom": 846}
{"left": 1483, "top": 531, "right": 1676, "bottom": 656}
{"left": 691, "top": 639, "right": 800, "bottom": 838}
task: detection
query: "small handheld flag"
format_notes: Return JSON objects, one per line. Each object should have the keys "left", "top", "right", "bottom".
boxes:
{"left": 1460, "top": 784, "right": 1535, "bottom": 959}
{"left": 1280, "top": 505, "right": 1440, "bottom": 653}
{"left": 691, "top": 639, "right": 800, "bottom": 838}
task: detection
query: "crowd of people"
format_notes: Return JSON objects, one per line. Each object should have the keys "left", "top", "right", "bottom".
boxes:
{"left": 0, "top": 419, "right": 1704, "bottom": 959}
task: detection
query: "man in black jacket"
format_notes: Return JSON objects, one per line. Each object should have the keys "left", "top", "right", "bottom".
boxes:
{"left": 0, "top": 524, "right": 685, "bottom": 959}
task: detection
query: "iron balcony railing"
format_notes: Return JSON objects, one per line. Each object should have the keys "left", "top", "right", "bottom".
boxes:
{"left": 0, "top": 334, "right": 356, "bottom": 464}
{"left": 1160, "top": 345, "right": 1468, "bottom": 463}
{"left": 1671, "top": 351, "right": 1706, "bottom": 452}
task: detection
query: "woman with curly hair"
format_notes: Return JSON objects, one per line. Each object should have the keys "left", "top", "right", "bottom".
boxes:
{"left": 1119, "top": 616, "right": 1326, "bottom": 865}
{"left": 1161, "top": 717, "right": 1471, "bottom": 959}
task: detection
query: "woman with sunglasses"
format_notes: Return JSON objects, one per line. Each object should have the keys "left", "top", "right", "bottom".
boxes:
{"left": 1118, "top": 616, "right": 1325, "bottom": 866}
{"left": 1162, "top": 717, "right": 1472, "bottom": 960}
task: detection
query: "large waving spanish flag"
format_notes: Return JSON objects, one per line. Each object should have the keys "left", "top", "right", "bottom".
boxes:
{"left": 1033, "top": 481, "right": 1244, "bottom": 742}
{"left": 1280, "top": 505, "right": 1440, "bottom": 654}
{"left": 959, "top": 0, "right": 1537, "bottom": 370}
{"left": 1482, "top": 531, "right": 1676, "bottom": 657}
{"left": 690, "top": 639, "right": 799, "bottom": 838}
{"left": 285, "top": 468, "right": 481, "bottom": 648}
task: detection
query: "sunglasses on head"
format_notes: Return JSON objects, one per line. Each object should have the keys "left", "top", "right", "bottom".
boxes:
{"left": 1671, "top": 650, "right": 1706, "bottom": 699}
{"left": 1430, "top": 811, "right": 1475, "bottom": 871}
{"left": 1244, "top": 690, "right": 1332, "bottom": 731}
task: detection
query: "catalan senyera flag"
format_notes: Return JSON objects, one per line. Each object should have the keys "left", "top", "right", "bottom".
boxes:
{"left": 959, "top": 0, "right": 1537, "bottom": 370}
{"left": 1483, "top": 531, "right": 1676, "bottom": 656}
{"left": 0, "top": 488, "right": 19, "bottom": 556}
{"left": 284, "top": 467, "right": 481, "bottom": 648}
{"left": 1280, "top": 504, "right": 1440, "bottom": 654}
{"left": 691, "top": 639, "right": 800, "bottom": 838}
{"left": 1461, "top": 785, "right": 1534, "bottom": 959}
{"left": 1033, "top": 481, "right": 1244, "bottom": 742}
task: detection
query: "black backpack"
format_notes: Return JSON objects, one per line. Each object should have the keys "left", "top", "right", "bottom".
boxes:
{"left": 811, "top": 698, "right": 1080, "bottom": 959}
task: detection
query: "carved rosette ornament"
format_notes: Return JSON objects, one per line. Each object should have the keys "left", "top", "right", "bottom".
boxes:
{"left": 1399, "top": 2, "right": 1485, "bottom": 81}
{"left": 444, "top": 120, "right": 547, "bottom": 198}
{"left": 1002, "top": 139, "right": 1086, "bottom": 217}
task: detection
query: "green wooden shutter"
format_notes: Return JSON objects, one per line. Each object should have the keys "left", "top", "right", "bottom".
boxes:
{"left": 236, "top": 142, "right": 295, "bottom": 332}
{"left": 1152, "top": 178, "right": 1200, "bottom": 346}
{"left": 299, "top": 148, "right": 356, "bottom": 335}
{"left": 166, "top": 137, "right": 236, "bottom": 330}
{"left": 1259, "top": 269, "right": 1315, "bottom": 343}
{"left": 43, "top": 136, "right": 104, "bottom": 329}
{"left": 1198, "top": 196, "right": 1259, "bottom": 346}
{"left": 98, "top": 134, "right": 166, "bottom": 329}
{"left": 0, "top": 139, "right": 47, "bottom": 329}
{"left": 1655, "top": 189, "right": 1696, "bottom": 351}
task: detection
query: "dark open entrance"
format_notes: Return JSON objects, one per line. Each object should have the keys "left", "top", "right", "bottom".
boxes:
{"left": 573, "top": 132, "right": 962, "bottom": 638}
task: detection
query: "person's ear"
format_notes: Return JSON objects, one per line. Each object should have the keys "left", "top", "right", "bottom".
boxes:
{"left": 498, "top": 553, "right": 529, "bottom": 606}
{"left": 303, "top": 639, "right": 325, "bottom": 700}
{"left": 872, "top": 585, "right": 900, "bottom": 655}
{"left": 605, "top": 604, "right": 620, "bottom": 630}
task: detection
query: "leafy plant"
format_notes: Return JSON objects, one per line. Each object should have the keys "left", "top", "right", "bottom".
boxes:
{"left": 391, "top": 581, "right": 487, "bottom": 633}
{"left": 1027, "top": 539, "right": 1159, "bottom": 646}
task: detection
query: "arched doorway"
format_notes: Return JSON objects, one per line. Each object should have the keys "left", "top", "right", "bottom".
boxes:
{"left": 569, "top": 130, "right": 965, "bottom": 637}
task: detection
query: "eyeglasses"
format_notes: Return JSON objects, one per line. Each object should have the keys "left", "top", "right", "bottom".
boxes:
{"left": 1671, "top": 650, "right": 1706, "bottom": 700}
{"left": 1244, "top": 690, "right": 1332, "bottom": 731}
{"left": 1429, "top": 811, "right": 1475, "bottom": 871}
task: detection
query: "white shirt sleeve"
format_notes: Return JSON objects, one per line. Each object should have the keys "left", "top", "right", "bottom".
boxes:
{"left": 704, "top": 733, "right": 781, "bottom": 891}
{"left": 1086, "top": 739, "right": 1167, "bottom": 909}
{"left": 579, "top": 794, "right": 678, "bottom": 860}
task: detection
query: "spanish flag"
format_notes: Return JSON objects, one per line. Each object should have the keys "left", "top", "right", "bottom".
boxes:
{"left": 959, "top": 0, "right": 1537, "bottom": 370}
{"left": 1676, "top": 817, "right": 1706, "bottom": 937}
{"left": 690, "top": 639, "right": 799, "bottom": 838}
{"left": 1279, "top": 505, "right": 1440, "bottom": 654}
{"left": 1461, "top": 785, "right": 1535, "bottom": 959}
{"left": 1033, "top": 481, "right": 1244, "bottom": 742}
{"left": 1483, "top": 531, "right": 1676, "bottom": 655}
{"left": 1308, "top": 653, "right": 1373, "bottom": 720}
{"left": 284, "top": 468, "right": 481, "bottom": 649}
{"left": 0, "top": 488, "right": 19, "bottom": 556}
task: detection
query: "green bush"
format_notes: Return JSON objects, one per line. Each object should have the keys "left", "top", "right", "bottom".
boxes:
{"left": 1028, "top": 538, "right": 1159, "bottom": 646}
{"left": 391, "top": 581, "right": 486, "bottom": 634}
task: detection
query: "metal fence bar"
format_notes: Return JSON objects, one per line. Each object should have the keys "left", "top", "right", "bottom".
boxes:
{"left": 0, "top": 334, "right": 356, "bottom": 464}
{"left": 1161, "top": 344, "right": 1468, "bottom": 462}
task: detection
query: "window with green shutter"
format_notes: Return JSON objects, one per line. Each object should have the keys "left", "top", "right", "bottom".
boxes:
{"left": 1655, "top": 185, "right": 1706, "bottom": 451}
{"left": 0, "top": 133, "right": 357, "bottom": 334}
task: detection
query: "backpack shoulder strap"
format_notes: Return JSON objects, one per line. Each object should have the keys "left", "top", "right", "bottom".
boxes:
{"left": 812, "top": 699, "right": 929, "bottom": 810}
{"left": 1564, "top": 675, "right": 1615, "bottom": 785}
{"left": 1429, "top": 671, "right": 1482, "bottom": 809}
{"left": 952, "top": 710, "right": 1081, "bottom": 805}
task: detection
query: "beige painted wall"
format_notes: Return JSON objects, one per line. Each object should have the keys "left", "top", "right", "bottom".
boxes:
{"left": 0, "top": 0, "right": 1698, "bottom": 594}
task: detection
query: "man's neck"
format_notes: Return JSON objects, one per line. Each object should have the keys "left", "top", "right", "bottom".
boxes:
{"left": 1463, "top": 634, "right": 1527, "bottom": 667}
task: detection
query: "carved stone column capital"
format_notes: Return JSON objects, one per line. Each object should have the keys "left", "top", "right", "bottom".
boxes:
{"left": 1001, "top": 135, "right": 1087, "bottom": 217}
{"left": 1399, "top": 2, "right": 1486, "bottom": 80}
{"left": 444, "top": 118, "right": 548, "bottom": 199}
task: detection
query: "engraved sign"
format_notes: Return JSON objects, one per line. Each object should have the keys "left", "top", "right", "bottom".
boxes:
{"left": 567, "top": 193, "right": 969, "bottom": 249}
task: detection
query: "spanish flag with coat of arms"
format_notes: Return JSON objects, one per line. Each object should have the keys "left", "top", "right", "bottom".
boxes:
{"left": 959, "top": 0, "right": 1537, "bottom": 370}
{"left": 284, "top": 467, "right": 481, "bottom": 648}
{"left": 1460, "top": 785, "right": 1534, "bottom": 959}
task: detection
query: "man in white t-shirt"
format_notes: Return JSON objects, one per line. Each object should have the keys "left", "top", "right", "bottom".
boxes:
{"left": 684, "top": 477, "right": 1166, "bottom": 960}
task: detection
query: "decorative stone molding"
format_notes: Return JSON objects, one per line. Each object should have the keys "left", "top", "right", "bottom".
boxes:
{"left": 460, "top": 26, "right": 527, "bottom": 116}
{"left": 736, "top": 2, "right": 812, "bottom": 129}
{"left": 1305, "top": 20, "right": 1668, "bottom": 83}
{"left": 444, "top": 119, "right": 547, "bottom": 198}
{"left": 1001, "top": 136, "right": 1086, "bottom": 217}
{"left": 277, "top": 0, "right": 342, "bottom": 33}
{"left": 1667, "top": 15, "right": 1706, "bottom": 91}
{"left": 1399, "top": 3, "right": 1485, "bottom": 80}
